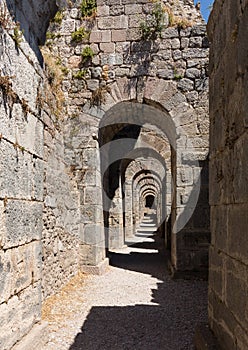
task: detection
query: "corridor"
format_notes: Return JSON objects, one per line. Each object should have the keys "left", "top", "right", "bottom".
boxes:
{"left": 42, "top": 215, "right": 208, "bottom": 350}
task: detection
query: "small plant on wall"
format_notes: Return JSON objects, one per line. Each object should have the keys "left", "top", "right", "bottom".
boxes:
{"left": 140, "top": 1, "right": 166, "bottom": 40}
{"left": 80, "top": 0, "right": 97, "bottom": 19}
{"left": 51, "top": 9, "right": 65, "bottom": 25}
{"left": 71, "top": 27, "right": 90, "bottom": 43}
{"left": 90, "top": 85, "right": 111, "bottom": 107}
{"left": 81, "top": 46, "right": 94, "bottom": 63}
{"left": 12, "top": 23, "right": 24, "bottom": 47}
{"left": 140, "top": 1, "right": 192, "bottom": 40}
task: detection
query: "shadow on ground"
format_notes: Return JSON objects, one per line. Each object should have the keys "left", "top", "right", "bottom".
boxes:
{"left": 69, "top": 216, "right": 208, "bottom": 350}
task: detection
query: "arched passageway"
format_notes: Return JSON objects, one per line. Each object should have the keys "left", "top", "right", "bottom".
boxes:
{"left": 98, "top": 101, "right": 172, "bottom": 255}
{"left": 92, "top": 99, "right": 209, "bottom": 278}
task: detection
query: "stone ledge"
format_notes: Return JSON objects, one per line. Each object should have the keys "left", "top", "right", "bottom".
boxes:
{"left": 12, "top": 321, "right": 48, "bottom": 350}
{"left": 81, "top": 258, "right": 109, "bottom": 275}
{"left": 194, "top": 323, "right": 220, "bottom": 350}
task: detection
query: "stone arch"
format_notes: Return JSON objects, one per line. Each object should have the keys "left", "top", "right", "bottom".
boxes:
{"left": 87, "top": 92, "right": 206, "bottom": 272}
{"left": 125, "top": 163, "right": 164, "bottom": 239}
{"left": 134, "top": 176, "right": 162, "bottom": 231}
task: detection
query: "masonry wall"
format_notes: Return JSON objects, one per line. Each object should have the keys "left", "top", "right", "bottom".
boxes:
{"left": 47, "top": 0, "right": 210, "bottom": 274}
{"left": 0, "top": 25, "right": 44, "bottom": 350}
{"left": 0, "top": 2, "right": 81, "bottom": 348}
{"left": 207, "top": 1, "right": 248, "bottom": 348}
{"left": 42, "top": 92, "right": 80, "bottom": 299}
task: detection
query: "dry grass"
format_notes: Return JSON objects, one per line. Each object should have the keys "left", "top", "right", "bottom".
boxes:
{"left": 42, "top": 272, "right": 88, "bottom": 324}
{"left": 40, "top": 47, "right": 66, "bottom": 119}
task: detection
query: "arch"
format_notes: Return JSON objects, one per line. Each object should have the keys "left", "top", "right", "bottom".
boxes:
{"left": 99, "top": 101, "right": 177, "bottom": 150}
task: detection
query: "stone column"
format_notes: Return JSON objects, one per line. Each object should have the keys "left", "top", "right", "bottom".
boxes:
{"left": 80, "top": 145, "right": 108, "bottom": 273}
{"left": 124, "top": 180, "right": 133, "bottom": 239}
{"left": 108, "top": 175, "right": 124, "bottom": 249}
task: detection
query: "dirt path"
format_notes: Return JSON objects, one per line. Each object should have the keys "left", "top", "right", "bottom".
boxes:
{"left": 42, "top": 216, "right": 207, "bottom": 350}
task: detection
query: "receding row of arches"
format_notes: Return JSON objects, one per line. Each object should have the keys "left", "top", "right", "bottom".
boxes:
{"left": 78, "top": 99, "right": 210, "bottom": 276}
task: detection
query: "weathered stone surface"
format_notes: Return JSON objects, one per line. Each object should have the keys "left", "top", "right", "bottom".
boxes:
{"left": 3, "top": 200, "right": 42, "bottom": 249}
{"left": 208, "top": 0, "right": 248, "bottom": 348}
{"left": 0, "top": 1, "right": 210, "bottom": 349}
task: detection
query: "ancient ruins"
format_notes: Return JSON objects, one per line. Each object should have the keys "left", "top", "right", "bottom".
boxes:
{"left": 0, "top": 0, "right": 247, "bottom": 349}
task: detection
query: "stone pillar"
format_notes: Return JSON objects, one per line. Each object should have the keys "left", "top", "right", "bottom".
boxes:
{"left": 80, "top": 146, "right": 108, "bottom": 273}
{"left": 124, "top": 180, "right": 134, "bottom": 239}
{"left": 108, "top": 175, "right": 124, "bottom": 249}
{"left": 170, "top": 131, "right": 210, "bottom": 278}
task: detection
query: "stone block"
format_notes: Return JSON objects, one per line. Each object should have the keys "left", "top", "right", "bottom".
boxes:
{"left": 81, "top": 205, "right": 103, "bottom": 223}
{"left": 61, "top": 19, "right": 75, "bottom": 34}
{"left": 0, "top": 102, "right": 18, "bottom": 144}
{"left": 227, "top": 203, "right": 248, "bottom": 265}
{"left": 186, "top": 68, "right": 201, "bottom": 79}
{"left": 126, "top": 28, "right": 141, "bottom": 41}
{"left": 81, "top": 219, "right": 104, "bottom": 245}
{"left": 191, "top": 25, "right": 207, "bottom": 36}
{"left": 181, "top": 37, "right": 189, "bottom": 49}
{"left": 161, "top": 27, "right": 179, "bottom": 38}
{"left": 178, "top": 78, "right": 194, "bottom": 91}
{"left": 81, "top": 257, "right": 109, "bottom": 275}
{"left": 100, "top": 42, "right": 115, "bottom": 53}
{"left": 0, "top": 241, "right": 42, "bottom": 303}
{"left": 0, "top": 283, "right": 41, "bottom": 350}
{"left": 189, "top": 37, "right": 203, "bottom": 48}
{"left": 109, "top": 5, "right": 124, "bottom": 15}
{"left": 211, "top": 205, "right": 228, "bottom": 252}
{"left": 101, "top": 30, "right": 111, "bottom": 42}
{"left": 232, "top": 135, "right": 248, "bottom": 204}
{"left": 129, "top": 14, "right": 145, "bottom": 28}
{"left": 177, "top": 167, "right": 194, "bottom": 186}
{"left": 112, "top": 29, "right": 127, "bottom": 42}
{"left": 79, "top": 242, "right": 106, "bottom": 266}
{"left": 86, "top": 79, "right": 100, "bottom": 91}
{"left": 125, "top": 3, "right": 143, "bottom": 14}
{"left": 173, "top": 49, "right": 183, "bottom": 60}
{"left": 208, "top": 247, "right": 225, "bottom": 300}
{"left": 183, "top": 48, "right": 209, "bottom": 59}
{"left": 32, "top": 158, "right": 44, "bottom": 201}
{"left": 225, "top": 260, "right": 248, "bottom": 330}
{"left": 171, "top": 38, "right": 180, "bottom": 49}
{"left": 89, "top": 31, "right": 102, "bottom": 43}
{"left": 0, "top": 140, "right": 33, "bottom": 199}
{"left": 83, "top": 148, "right": 100, "bottom": 168}
{"left": 3, "top": 200, "right": 42, "bottom": 249}
{"left": 101, "top": 53, "right": 123, "bottom": 65}
{"left": 97, "top": 5, "right": 110, "bottom": 16}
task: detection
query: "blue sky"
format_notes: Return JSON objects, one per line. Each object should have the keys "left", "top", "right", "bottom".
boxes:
{"left": 194, "top": 0, "right": 213, "bottom": 22}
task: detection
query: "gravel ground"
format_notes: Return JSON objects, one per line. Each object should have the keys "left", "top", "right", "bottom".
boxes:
{"left": 42, "top": 217, "right": 208, "bottom": 350}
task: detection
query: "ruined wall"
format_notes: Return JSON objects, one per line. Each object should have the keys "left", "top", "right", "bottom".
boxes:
{"left": 0, "top": 2, "right": 80, "bottom": 348}
{"left": 0, "top": 20, "right": 44, "bottom": 350}
{"left": 208, "top": 0, "right": 248, "bottom": 348}
{"left": 42, "top": 100, "right": 80, "bottom": 300}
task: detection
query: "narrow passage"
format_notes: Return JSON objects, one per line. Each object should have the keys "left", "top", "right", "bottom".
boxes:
{"left": 43, "top": 215, "right": 207, "bottom": 350}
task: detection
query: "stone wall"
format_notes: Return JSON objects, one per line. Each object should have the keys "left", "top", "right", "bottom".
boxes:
{"left": 0, "top": 0, "right": 211, "bottom": 348}
{"left": 46, "top": 0, "right": 210, "bottom": 274}
{"left": 0, "top": 19, "right": 44, "bottom": 350}
{"left": 0, "top": 2, "right": 80, "bottom": 348}
{"left": 42, "top": 104, "right": 80, "bottom": 299}
{"left": 207, "top": 0, "right": 248, "bottom": 348}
